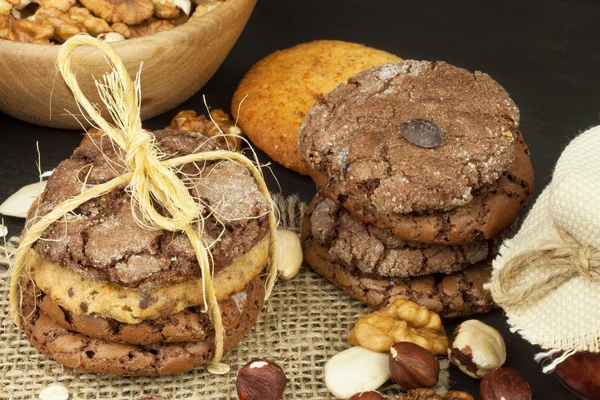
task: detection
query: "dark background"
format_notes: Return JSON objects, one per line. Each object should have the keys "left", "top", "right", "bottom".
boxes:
{"left": 1, "top": 0, "right": 599, "bottom": 398}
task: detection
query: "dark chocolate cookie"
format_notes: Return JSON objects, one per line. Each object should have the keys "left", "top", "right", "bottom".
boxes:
{"left": 36, "top": 277, "right": 265, "bottom": 346}
{"left": 317, "top": 130, "right": 533, "bottom": 244}
{"left": 301, "top": 210, "right": 496, "bottom": 318}
{"left": 29, "top": 130, "right": 271, "bottom": 289}
{"left": 20, "top": 279, "right": 265, "bottom": 376}
{"left": 307, "top": 193, "right": 493, "bottom": 278}
{"left": 299, "top": 60, "right": 519, "bottom": 214}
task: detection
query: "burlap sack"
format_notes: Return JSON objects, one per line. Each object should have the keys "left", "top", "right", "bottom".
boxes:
{"left": 490, "top": 126, "right": 600, "bottom": 371}
{"left": 0, "top": 194, "right": 449, "bottom": 399}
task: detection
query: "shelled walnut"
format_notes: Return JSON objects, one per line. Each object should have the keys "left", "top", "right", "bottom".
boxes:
{"left": 0, "top": 13, "right": 53, "bottom": 43}
{"left": 398, "top": 389, "right": 474, "bottom": 400}
{"left": 348, "top": 298, "right": 449, "bottom": 355}
{"left": 0, "top": 0, "right": 227, "bottom": 44}
{"left": 166, "top": 109, "right": 244, "bottom": 151}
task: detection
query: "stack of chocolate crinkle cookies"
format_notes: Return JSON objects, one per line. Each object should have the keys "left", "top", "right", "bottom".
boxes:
{"left": 299, "top": 60, "right": 535, "bottom": 318}
{"left": 20, "top": 129, "right": 272, "bottom": 375}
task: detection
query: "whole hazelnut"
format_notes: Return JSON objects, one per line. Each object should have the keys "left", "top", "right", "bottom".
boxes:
{"left": 236, "top": 360, "right": 287, "bottom": 400}
{"left": 448, "top": 320, "right": 506, "bottom": 378}
{"left": 349, "top": 391, "right": 386, "bottom": 400}
{"left": 389, "top": 342, "right": 440, "bottom": 389}
{"left": 480, "top": 368, "right": 532, "bottom": 400}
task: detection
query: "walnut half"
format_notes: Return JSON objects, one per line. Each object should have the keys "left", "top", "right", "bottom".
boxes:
{"left": 348, "top": 298, "right": 449, "bottom": 355}
{"left": 399, "top": 389, "right": 474, "bottom": 400}
{"left": 166, "top": 109, "right": 244, "bottom": 151}
{"left": 79, "top": 0, "right": 154, "bottom": 25}
{"left": 0, "top": 13, "right": 53, "bottom": 43}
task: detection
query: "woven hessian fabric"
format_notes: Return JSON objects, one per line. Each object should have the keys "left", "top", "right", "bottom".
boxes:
{"left": 0, "top": 194, "right": 449, "bottom": 399}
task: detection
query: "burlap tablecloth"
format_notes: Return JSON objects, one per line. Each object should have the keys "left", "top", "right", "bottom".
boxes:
{"left": 0, "top": 195, "right": 448, "bottom": 399}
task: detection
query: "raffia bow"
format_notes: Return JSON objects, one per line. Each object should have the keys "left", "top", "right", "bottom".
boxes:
{"left": 490, "top": 228, "right": 600, "bottom": 307}
{"left": 9, "top": 34, "right": 278, "bottom": 364}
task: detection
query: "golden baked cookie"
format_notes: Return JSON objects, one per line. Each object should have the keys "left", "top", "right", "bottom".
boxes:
{"left": 31, "top": 237, "right": 270, "bottom": 325}
{"left": 231, "top": 40, "right": 400, "bottom": 174}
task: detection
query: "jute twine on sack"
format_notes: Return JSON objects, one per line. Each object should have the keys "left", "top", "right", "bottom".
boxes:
{"left": 0, "top": 194, "right": 449, "bottom": 399}
{"left": 490, "top": 126, "right": 600, "bottom": 372}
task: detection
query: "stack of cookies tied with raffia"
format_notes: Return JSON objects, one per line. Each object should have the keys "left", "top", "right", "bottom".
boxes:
{"left": 299, "top": 60, "right": 535, "bottom": 319}
{"left": 9, "top": 35, "right": 280, "bottom": 376}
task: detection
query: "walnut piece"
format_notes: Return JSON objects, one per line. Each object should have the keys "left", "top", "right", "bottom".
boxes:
{"left": 79, "top": 0, "right": 154, "bottom": 25}
{"left": 398, "top": 390, "right": 474, "bottom": 400}
{"left": 112, "top": 17, "right": 172, "bottom": 38}
{"left": 399, "top": 389, "right": 441, "bottom": 400}
{"left": 153, "top": 0, "right": 191, "bottom": 18}
{"left": 36, "top": 0, "right": 76, "bottom": 13}
{"left": 68, "top": 6, "right": 112, "bottom": 36}
{"left": 0, "top": 13, "right": 53, "bottom": 43}
{"left": 348, "top": 298, "right": 449, "bottom": 355}
{"left": 190, "top": 0, "right": 223, "bottom": 19}
{"left": 166, "top": 109, "right": 243, "bottom": 151}
{"left": 153, "top": 0, "right": 179, "bottom": 19}
{"left": 0, "top": 1, "right": 13, "bottom": 15}
{"left": 1, "top": 0, "right": 34, "bottom": 17}
{"left": 444, "top": 392, "right": 474, "bottom": 400}
{"left": 33, "top": 6, "right": 84, "bottom": 43}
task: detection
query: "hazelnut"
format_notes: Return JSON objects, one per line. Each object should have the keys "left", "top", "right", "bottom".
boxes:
{"left": 235, "top": 360, "right": 286, "bottom": 400}
{"left": 480, "top": 368, "right": 532, "bottom": 400}
{"left": 448, "top": 320, "right": 506, "bottom": 378}
{"left": 389, "top": 342, "right": 439, "bottom": 389}
{"left": 349, "top": 391, "right": 386, "bottom": 400}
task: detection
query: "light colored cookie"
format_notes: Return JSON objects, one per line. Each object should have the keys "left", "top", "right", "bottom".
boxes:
{"left": 231, "top": 40, "right": 400, "bottom": 174}
{"left": 32, "top": 236, "right": 270, "bottom": 324}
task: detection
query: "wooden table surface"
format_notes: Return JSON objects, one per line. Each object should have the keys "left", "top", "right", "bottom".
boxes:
{"left": 1, "top": 0, "right": 599, "bottom": 398}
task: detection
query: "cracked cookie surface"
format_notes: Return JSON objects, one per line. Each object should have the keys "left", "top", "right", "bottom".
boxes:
{"left": 232, "top": 40, "right": 400, "bottom": 174}
{"left": 307, "top": 193, "right": 493, "bottom": 278}
{"left": 301, "top": 206, "right": 498, "bottom": 318}
{"left": 29, "top": 129, "right": 271, "bottom": 289}
{"left": 316, "top": 130, "right": 533, "bottom": 244}
{"left": 20, "top": 279, "right": 264, "bottom": 376}
{"left": 299, "top": 60, "right": 520, "bottom": 214}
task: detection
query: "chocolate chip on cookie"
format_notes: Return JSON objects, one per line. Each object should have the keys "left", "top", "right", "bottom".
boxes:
{"left": 400, "top": 119, "right": 445, "bottom": 149}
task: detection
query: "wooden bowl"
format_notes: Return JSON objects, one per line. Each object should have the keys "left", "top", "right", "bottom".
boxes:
{"left": 0, "top": 0, "right": 256, "bottom": 129}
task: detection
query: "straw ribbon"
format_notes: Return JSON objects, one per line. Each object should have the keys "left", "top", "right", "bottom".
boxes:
{"left": 9, "top": 34, "right": 278, "bottom": 364}
{"left": 490, "top": 228, "right": 600, "bottom": 307}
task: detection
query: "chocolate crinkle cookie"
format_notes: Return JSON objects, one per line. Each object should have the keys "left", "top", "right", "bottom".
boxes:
{"left": 20, "top": 128, "right": 273, "bottom": 375}
{"left": 29, "top": 130, "right": 270, "bottom": 289}
{"left": 299, "top": 60, "right": 519, "bottom": 214}
{"left": 299, "top": 59, "right": 533, "bottom": 316}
